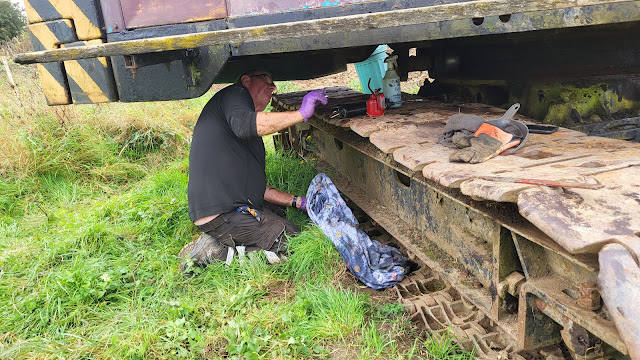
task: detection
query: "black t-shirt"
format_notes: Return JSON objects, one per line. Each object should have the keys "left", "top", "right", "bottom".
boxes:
{"left": 188, "top": 84, "right": 266, "bottom": 221}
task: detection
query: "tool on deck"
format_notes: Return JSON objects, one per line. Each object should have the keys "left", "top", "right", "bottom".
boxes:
{"left": 331, "top": 102, "right": 367, "bottom": 118}
{"left": 486, "top": 103, "right": 529, "bottom": 150}
{"left": 527, "top": 124, "right": 559, "bottom": 134}
{"left": 450, "top": 103, "right": 528, "bottom": 163}
{"left": 479, "top": 176, "right": 604, "bottom": 189}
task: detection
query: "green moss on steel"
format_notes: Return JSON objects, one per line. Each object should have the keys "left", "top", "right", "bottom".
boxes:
{"left": 189, "top": 62, "right": 201, "bottom": 89}
{"left": 518, "top": 83, "right": 640, "bottom": 127}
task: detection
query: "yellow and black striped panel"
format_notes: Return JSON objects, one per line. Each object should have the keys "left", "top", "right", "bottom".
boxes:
{"left": 27, "top": 20, "right": 76, "bottom": 105}
{"left": 36, "top": 62, "right": 72, "bottom": 105}
{"left": 25, "top": 0, "right": 111, "bottom": 105}
{"left": 27, "top": 20, "right": 77, "bottom": 51}
{"left": 24, "top": 0, "right": 103, "bottom": 40}
{"left": 62, "top": 40, "right": 118, "bottom": 104}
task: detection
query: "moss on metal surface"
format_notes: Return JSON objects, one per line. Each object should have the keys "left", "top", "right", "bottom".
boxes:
{"left": 516, "top": 82, "right": 640, "bottom": 127}
{"left": 188, "top": 62, "right": 201, "bottom": 88}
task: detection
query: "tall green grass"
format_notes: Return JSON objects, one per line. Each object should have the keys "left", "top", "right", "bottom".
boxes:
{"left": 1, "top": 37, "right": 471, "bottom": 359}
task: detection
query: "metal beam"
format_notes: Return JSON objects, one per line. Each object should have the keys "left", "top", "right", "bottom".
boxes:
{"left": 14, "top": 0, "right": 636, "bottom": 64}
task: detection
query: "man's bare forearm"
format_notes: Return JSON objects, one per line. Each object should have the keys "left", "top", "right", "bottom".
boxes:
{"left": 264, "top": 185, "right": 300, "bottom": 208}
{"left": 256, "top": 111, "right": 303, "bottom": 136}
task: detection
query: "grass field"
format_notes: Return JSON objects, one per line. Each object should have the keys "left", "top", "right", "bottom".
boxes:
{"left": 0, "top": 36, "right": 472, "bottom": 359}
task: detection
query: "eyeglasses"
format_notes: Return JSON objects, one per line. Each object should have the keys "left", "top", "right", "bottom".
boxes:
{"left": 250, "top": 73, "right": 275, "bottom": 86}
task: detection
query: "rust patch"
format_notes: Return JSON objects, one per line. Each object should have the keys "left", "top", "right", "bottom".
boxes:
{"left": 623, "top": 192, "right": 640, "bottom": 206}
{"left": 535, "top": 298, "right": 546, "bottom": 312}
{"left": 598, "top": 245, "right": 640, "bottom": 359}
{"left": 516, "top": 150, "right": 557, "bottom": 160}
{"left": 579, "top": 161, "right": 606, "bottom": 168}
{"left": 121, "top": 0, "right": 227, "bottom": 29}
{"left": 604, "top": 218, "right": 633, "bottom": 236}
{"left": 520, "top": 190, "right": 588, "bottom": 228}
{"left": 576, "top": 281, "right": 601, "bottom": 311}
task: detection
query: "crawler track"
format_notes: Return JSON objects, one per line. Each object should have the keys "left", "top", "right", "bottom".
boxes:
{"left": 273, "top": 89, "right": 635, "bottom": 358}
{"left": 354, "top": 206, "right": 566, "bottom": 359}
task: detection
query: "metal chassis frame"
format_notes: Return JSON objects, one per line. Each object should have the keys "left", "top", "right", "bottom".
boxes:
{"left": 15, "top": 1, "right": 640, "bottom": 66}
{"left": 298, "top": 118, "right": 628, "bottom": 357}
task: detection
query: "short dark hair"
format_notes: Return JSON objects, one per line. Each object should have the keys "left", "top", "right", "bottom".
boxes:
{"left": 235, "top": 69, "right": 259, "bottom": 85}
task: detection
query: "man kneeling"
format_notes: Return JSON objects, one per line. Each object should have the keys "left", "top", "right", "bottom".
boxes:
{"left": 180, "top": 69, "right": 326, "bottom": 273}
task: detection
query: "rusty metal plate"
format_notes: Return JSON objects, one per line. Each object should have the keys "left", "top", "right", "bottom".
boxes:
{"left": 517, "top": 165, "right": 640, "bottom": 257}
{"left": 121, "top": 0, "right": 227, "bottom": 29}
{"left": 598, "top": 244, "right": 640, "bottom": 360}
{"left": 100, "top": 0, "right": 126, "bottom": 34}
{"left": 227, "top": 0, "right": 362, "bottom": 17}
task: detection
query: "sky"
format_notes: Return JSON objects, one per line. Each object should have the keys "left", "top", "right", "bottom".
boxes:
{"left": 11, "top": 0, "right": 25, "bottom": 10}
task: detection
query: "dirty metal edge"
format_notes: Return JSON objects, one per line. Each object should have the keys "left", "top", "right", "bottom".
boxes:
{"left": 14, "top": 0, "right": 637, "bottom": 64}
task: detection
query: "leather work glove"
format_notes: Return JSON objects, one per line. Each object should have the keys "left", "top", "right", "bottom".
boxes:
{"left": 449, "top": 123, "right": 521, "bottom": 164}
{"left": 299, "top": 89, "right": 328, "bottom": 121}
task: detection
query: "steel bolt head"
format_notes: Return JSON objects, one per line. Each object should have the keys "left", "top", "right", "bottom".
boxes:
{"left": 576, "top": 281, "right": 601, "bottom": 311}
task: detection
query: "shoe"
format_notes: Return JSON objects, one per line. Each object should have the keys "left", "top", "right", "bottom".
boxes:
{"left": 178, "top": 233, "right": 234, "bottom": 275}
{"left": 263, "top": 250, "right": 282, "bottom": 265}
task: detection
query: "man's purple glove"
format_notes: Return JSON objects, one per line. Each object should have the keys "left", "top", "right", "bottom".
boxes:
{"left": 299, "top": 196, "right": 307, "bottom": 212}
{"left": 298, "top": 89, "right": 328, "bottom": 121}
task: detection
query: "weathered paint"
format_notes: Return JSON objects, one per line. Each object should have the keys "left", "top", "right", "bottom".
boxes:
{"left": 24, "top": 0, "right": 105, "bottom": 106}
{"left": 28, "top": 19, "right": 77, "bottom": 51}
{"left": 598, "top": 243, "right": 640, "bottom": 359}
{"left": 110, "top": 45, "right": 229, "bottom": 102}
{"left": 24, "top": 0, "right": 103, "bottom": 40}
{"left": 226, "top": 0, "right": 361, "bottom": 17}
{"left": 18, "top": 0, "right": 640, "bottom": 109}
{"left": 120, "top": 0, "right": 227, "bottom": 30}
{"left": 26, "top": 19, "right": 75, "bottom": 105}
{"left": 227, "top": 0, "right": 469, "bottom": 29}
{"left": 17, "top": 0, "right": 640, "bottom": 65}
{"left": 36, "top": 62, "right": 71, "bottom": 105}
{"left": 99, "top": 0, "right": 125, "bottom": 34}
{"left": 62, "top": 39, "right": 118, "bottom": 104}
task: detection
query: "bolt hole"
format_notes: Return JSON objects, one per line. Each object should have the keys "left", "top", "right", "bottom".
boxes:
{"left": 563, "top": 288, "right": 579, "bottom": 300}
{"left": 498, "top": 14, "right": 511, "bottom": 23}
{"left": 334, "top": 138, "right": 343, "bottom": 150}
{"left": 394, "top": 170, "right": 411, "bottom": 188}
{"left": 472, "top": 17, "right": 484, "bottom": 26}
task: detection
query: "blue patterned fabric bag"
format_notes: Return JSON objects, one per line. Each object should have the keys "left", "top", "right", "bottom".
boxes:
{"left": 306, "top": 173, "right": 409, "bottom": 289}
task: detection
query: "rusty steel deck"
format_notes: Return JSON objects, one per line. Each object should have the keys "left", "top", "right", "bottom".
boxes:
{"left": 273, "top": 87, "right": 640, "bottom": 359}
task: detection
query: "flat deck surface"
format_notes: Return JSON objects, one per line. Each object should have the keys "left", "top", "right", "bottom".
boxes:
{"left": 274, "top": 87, "right": 640, "bottom": 259}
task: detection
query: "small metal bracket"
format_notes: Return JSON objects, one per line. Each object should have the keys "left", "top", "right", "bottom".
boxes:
{"left": 123, "top": 55, "right": 138, "bottom": 78}
{"left": 497, "top": 272, "right": 525, "bottom": 299}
